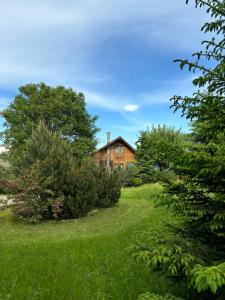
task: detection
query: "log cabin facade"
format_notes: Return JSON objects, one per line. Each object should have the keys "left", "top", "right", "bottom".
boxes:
{"left": 95, "top": 133, "right": 135, "bottom": 171}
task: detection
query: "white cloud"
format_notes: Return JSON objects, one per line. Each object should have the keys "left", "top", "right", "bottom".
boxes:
{"left": 0, "top": 0, "right": 208, "bottom": 125}
{"left": 0, "top": 0, "right": 206, "bottom": 90}
{"left": 0, "top": 75, "right": 196, "bottom": 114}
{"left": 83, "top": 75, "right": 197, "bottom": 111}
{"left": 84, "top": 91, "right": 120, "bottom": 111}
{"left": 123, "top": 104, "right": 139, "bottom": 112}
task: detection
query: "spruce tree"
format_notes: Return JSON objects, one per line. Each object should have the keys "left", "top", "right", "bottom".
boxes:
{"left": 135, "top": 1, "right": 225, "bottom": 299}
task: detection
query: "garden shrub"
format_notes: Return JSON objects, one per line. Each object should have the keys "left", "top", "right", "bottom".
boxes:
{"left": 137, "top": 164, "right": 156, "bottom": 184}
{"left": 151, "top": 170, "right": 177, "bottom": 184}
{"left": 63, "top": 164, "right": 98, "bottom": 218}
{"left": 131, "top": 177, "right": 143, "bottom": 187}
{"left": 120, "top": 165, "right": 142, "bottom": 187}
{"left": 13, "top": 122, "right": 121, "bottom": 222}
{"left": 0, "top": 162, "right": 18, "bottom": 194}
{"left": 14, "top": 161, "right": 98, "bottom": 222}
{"left": 13, "top": 122, "right": 96, "bottom": 221}
{"left": 0, "top": 165, "right": 7, "bottom": 179}
{"left": 0, "top": 179, "right": 21, "bottom": 195}
{"left": 13, "top": 162, "right": 60, "bottom": 222}
{"left": 94, "top": 165, "right": 121, "bottom": 208}
{"left": 15, "top": 191, "right": 51, "bottom": 223}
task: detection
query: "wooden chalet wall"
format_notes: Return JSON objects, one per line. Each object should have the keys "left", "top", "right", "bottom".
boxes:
{"left": 95, "top": 138, "right": 135, "bottom": 170}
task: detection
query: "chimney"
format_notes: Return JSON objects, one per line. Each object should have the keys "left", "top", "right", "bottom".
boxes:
{"left": 107, "top": 132, "right": 110, "bottom": 144}
{"left": 106, "top": 132, "right": 111, "bottom": 169}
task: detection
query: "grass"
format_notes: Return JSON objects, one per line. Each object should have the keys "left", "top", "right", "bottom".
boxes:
{"left": 0, "top": 184, "right": 182, "bottom": 300}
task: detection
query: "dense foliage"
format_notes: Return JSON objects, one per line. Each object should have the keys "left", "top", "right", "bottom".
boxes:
{"left": 135, "top": 125, "right": 186, "bottom": 183}
{"left": 0, "top": 83, "right": 99, "bottom": 161}
{"left": 13, "top": 122, "right": 121, "bottom": 222}
{"left": 135, "top": 0, "right": 225, "bottom": 299}
{"left": 94, "top": 165, "right": 121, "bottom": 208}
{"left": 0, "top": 154, "right": 17, "bottom": 194}
{"left": 120, "top": 165, "right": 143, "bottom": 187}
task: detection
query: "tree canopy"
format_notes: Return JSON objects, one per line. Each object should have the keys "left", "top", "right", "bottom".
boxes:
{"left": 0, "top": 83, "right": 99, "bottom": 159}
{"left": 135, "top": 125, "right": 186, "bottom": 182}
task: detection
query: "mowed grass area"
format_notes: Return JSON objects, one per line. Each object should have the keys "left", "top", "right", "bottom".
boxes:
{"left": 0, "top": 184, "right": 180, "bottom": 300}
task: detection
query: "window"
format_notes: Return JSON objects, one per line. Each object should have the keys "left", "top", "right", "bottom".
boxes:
{"left": 127, "top": 162, "right": 134, "bottom": 168}
{"left": 114, "top": 145, "right": 123, "bottom": 154}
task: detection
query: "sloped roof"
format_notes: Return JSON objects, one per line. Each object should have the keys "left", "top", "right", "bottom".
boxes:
{"left": 96, "top": 136, "right": 135, "bottom": 153}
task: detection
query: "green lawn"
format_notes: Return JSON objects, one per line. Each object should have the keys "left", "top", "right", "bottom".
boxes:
{"left": 0, "top": 184, "right": 181, "bottom": 300}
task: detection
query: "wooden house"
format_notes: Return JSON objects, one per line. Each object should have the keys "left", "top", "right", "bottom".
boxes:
{"left": 95, "top": 132, "right": 135, "bottom": 171}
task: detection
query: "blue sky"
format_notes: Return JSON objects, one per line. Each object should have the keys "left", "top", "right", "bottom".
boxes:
{"left": 0, "top": 0, "right": 209, "bottom": 147}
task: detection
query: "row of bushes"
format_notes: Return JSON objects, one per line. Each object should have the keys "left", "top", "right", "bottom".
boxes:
{"left": 9, "top": 122, "right": 122, "bottom": 223}
{"left": 14, "top": 163, "right": 121, "bottom": 223}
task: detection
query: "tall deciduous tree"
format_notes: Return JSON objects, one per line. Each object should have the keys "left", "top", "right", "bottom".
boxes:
{"left": 0, "top": 83, "right": 99, "bottom": 159}
{"left": 135, "top": 1, "right": 225, "bottom": 299}
{"left": 135, "top": 125, "right": 186, "bottom": 182}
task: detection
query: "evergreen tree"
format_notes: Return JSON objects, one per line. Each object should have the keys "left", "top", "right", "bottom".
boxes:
{"left": 94, "top": 165, "right": 121, "bottom": 208}
{"left": 14, "top": 122, "right": 121, "bottom": 222}
{"left": 135, "top": 1, "right": 225, "bottom": 299}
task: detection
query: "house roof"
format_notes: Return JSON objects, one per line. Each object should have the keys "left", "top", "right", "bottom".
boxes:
{"left": 96, "top": 136, "right": 135, "bottom": 153}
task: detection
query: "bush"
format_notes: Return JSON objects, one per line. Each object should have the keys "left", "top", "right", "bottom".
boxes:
{"left": 0, "top": 179, "right": 21, "bottom": 195}
{"left": 12, "top": 122, "right": 96, "bottom": 221}
{"left": 13, "top": 122, "right": 121, "bottom": 222}
{"left": 0, "top": 165, "right": 7, "bottom": 178}
{"left": 130, "top": 177, "right": 143, "bottom": 187}
{"left": 14, "top": 161, "right": 98, "bottom": 222}
{"left": 63, "top": 164, "right": 98, "bottom": 218}
{"left": 94, "top": 166, "right": 121, "bottom": 208}
{"left": 0, "top": 163, "right": 18, "bottom": 194}
{"left": 15, "top": 191, "right": 52, "bottom": 223}
{"left": 15, "top": 161, "right": 121, "bottom": 222}
{"left": 151, "top": 170, "right": 177, "bottom": 184}
{"left": 120, "top": 165, "right": 142, "bottom": 187}
{"left": 13, "top": 162, "right": 60, "bottom": 222}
